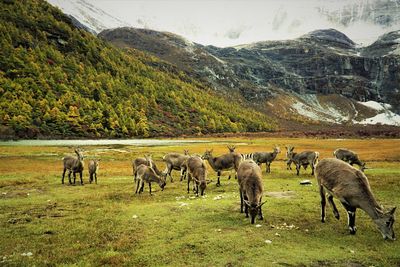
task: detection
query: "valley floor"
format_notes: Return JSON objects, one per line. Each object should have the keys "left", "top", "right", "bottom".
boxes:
{"left": 0, "top": 138, "right": 399, "bottom": 266}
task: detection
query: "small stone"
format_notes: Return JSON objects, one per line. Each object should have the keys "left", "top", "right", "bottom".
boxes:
{"left": 21, "top": 252, "right": 33, "bottom": 257}
{"left": 213, "top": 195, "right": 223, "bottom": 200}
{"left": 255, "top": 224, "right": 262, "bottom": 228}
{"left": 265, "top": 239, "right": 272, "bottom": 244}
{"left": 305, "top": 229, "right": 309, "bottom": 232}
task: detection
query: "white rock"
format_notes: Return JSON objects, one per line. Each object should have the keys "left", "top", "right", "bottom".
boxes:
{"left": 213, "top": 195, "right": 223, "bottom": 200}
{"left": 21, "top": 252, "right": 33, "bottom": 257}
{"left": 255, "top": 224, "right": 262, "bottom": 228}
{"left": 265, "top": 239, "right": 272, "bottom": 244}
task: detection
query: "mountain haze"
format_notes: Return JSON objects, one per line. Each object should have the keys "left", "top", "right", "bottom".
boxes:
{"left": 47, "top": 0, "right": 400, "bottom": 47}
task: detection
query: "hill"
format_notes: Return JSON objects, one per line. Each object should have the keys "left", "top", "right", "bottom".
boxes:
{"left": 0, "top": 0, "right": 276, "bottom": 139}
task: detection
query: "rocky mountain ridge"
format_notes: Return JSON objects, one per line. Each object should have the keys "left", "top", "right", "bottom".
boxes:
{"left": 99, "top": 27, "right": 400, "bottom": 123}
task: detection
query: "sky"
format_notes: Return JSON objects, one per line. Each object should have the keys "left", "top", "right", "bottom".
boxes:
{"left": 49, "top": 0, "right": 400, "bottom": 47}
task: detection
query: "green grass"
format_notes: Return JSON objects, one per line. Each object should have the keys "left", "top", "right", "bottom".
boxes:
{"left": 1, "top": 138, "right": 400, "bottom": 266}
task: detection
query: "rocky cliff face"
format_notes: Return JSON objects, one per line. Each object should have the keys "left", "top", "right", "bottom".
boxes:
{"left": 233, "top": 29, "right": 400, "bottom": 111}
{"left": 318, "top": 0, "right": 400, "bottom": 28}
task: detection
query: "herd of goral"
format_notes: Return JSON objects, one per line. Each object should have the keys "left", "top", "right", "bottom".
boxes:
{"left": 61, "top": 145, "right": 396, "bottom": 241}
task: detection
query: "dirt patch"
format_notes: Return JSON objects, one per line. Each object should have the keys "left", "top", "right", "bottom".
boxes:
{"left": 6, "top": 202, "right": 72, "bottom": 224}
{"left": 309, "top": 260, "right": 367, "bottom": 267}
{"left": 266, "top": 191, "right": 296, "bottom": 198}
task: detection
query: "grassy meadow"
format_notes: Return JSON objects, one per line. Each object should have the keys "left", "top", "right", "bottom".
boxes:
{"left": 0, "top": 137, "right": 399, "bottom": 266}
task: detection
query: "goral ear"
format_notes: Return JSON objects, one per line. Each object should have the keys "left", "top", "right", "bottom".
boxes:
{"left": 388, "top": 207, "right": 397, "bottom": 215}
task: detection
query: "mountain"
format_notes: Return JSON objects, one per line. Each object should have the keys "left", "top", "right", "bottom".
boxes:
{"left": 318, "top": 0, "right": 400, "bottom": 29}
{"left": 362, "top": 30, "right": 400, "bottom": 57}
{"left": 0, "top": 0, "right": 276, "bottom": 139}
{"left": 99, "top": 27, "right": 400, "bottom": 126}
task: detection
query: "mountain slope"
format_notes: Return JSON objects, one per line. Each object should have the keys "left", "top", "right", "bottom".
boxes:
{"left": 99, "top": 27, "right": 400, "bottom": 126}
{"left": 0, "top": 0, "right": 276, "bottom": 139}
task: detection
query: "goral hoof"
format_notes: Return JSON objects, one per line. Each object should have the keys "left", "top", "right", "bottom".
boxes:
{"left": 349, "top": 227, "right": 357, "bottom": 235}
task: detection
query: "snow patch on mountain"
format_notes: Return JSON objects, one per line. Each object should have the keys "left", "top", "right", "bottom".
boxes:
{"left": 356, "top": 101, "right": 400, "bottom": 126}
{"left": 47, "top": 0, "right": 130, "bottom": 33}
{"left": 357, "top": 112, "right": 400, "bottom": 126}
{"left": 291, "top": 94, "right": 349, "bottom": 123}
{"left": 357, "top": 100, "right": 390, "bottom": 111}
{"left": 292, "top": 96, "right": 400, "bottom": 126}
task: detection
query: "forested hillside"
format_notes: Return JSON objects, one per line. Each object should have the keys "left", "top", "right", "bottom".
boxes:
{"left": 0, "top": 0, "right": 276, "bottom": 138}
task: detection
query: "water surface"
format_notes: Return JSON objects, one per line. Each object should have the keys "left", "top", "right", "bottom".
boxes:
{"left": 0, "top": 139, "right": 209, "bottom": 147}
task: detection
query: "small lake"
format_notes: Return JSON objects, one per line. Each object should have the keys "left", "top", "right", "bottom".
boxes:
{"left": 0, "top": 139, "right": 210, "bottom": 147}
